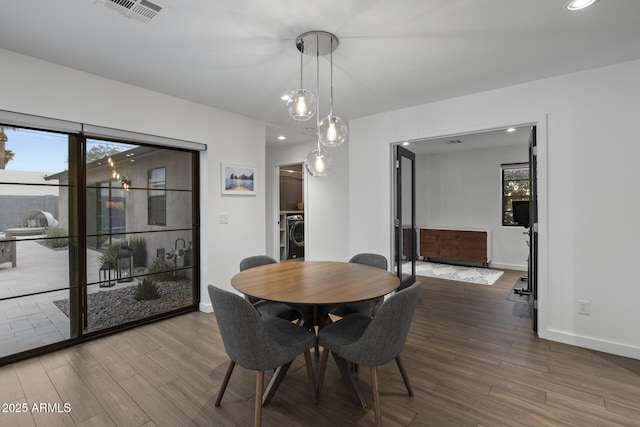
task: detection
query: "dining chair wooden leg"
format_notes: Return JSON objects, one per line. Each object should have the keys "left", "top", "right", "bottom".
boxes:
{"left": 313, "top": 305, "right": 320, "bottom": 356}
{"left": 370, "top": 366, "right": 382, "bottom": 427}
{"left": 215, "top": 360, "right": 236, "bottom": 406}
{"left": 332, "top": 353, "right": 367, "bottom": 408}
{"left": 395, "top": 355, "right": 414, "bottom": 397}
{"left": 317, "top": 348, "right": 330, "bottom": 397}
{"left": 303, "top": 350, "right": 318, "bottom": 404}
{"left": 262, "top": 362, "right": 292, "bottom": 406}
{"left": 255, "top": 370, "right": 264, "bottom": 427}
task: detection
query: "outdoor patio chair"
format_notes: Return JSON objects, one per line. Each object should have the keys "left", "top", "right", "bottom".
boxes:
{"left": 0, "top": 234, "right": 17, "bottom": 267}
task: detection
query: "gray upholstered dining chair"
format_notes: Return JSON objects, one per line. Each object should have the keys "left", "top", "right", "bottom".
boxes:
{"left": 240, "top": 255, "right": 300, "bottom": 321}
{"left": 208, "top": 285, "right": 317, "bottom": 427}
{"left": 317, "top": 281, "right": 422, "bottom": 427}
{"left": 331, "top": 253, "right": 388, "bottom": 318}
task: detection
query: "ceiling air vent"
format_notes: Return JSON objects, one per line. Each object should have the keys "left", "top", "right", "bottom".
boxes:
{"left": 96, "top": 0, "right": 165, "bottom": 23}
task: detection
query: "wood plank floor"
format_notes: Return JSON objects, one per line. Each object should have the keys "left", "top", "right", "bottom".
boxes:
{"left": 1, "top": 269, "right": 640, "bottom": 426}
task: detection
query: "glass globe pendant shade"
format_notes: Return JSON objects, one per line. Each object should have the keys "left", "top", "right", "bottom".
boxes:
{"left": 287, "top": 89, "right": 317, "bottom": 121}
{"left": 305, "top": 148, "right": 333, "bottom": 177}
{"left": 318, "top": 115, "right": 348, "bottom": 147}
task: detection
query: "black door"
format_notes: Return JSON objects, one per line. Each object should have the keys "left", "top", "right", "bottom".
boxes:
{"left": 529, "top": 127, "right": 538, "bottom": 333}
{"left": 395, "top": 145, "right": 416, "bottom": 289}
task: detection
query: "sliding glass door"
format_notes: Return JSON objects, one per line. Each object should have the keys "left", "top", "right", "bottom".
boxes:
{"left": 0, "top": 121, "right": 200, "bottom": 364}
{"left": 83, "top": 139, "right": 198, "bottom": 334}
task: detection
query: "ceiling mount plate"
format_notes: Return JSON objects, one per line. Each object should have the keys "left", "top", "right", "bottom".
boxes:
{"left": 296, "top": 31, "right": 339, "bottom": 56}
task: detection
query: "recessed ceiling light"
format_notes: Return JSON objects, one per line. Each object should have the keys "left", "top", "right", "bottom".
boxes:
{"left": 402, "top": 142, "right": 410, "bottom": 146}
{"left": 566, "top": 0, "right": 598, "bottom": 11}
{"left": 277, "top": 135, "right": 286, "bottom": 140}
{"left": 506, "top": 127, "right": 517, "bottom": 133}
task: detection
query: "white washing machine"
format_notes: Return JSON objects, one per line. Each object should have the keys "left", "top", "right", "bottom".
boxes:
{"left": 286, "top": 214, "right": 304, "bottom": 259}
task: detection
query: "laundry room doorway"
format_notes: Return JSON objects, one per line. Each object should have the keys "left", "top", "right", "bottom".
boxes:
{"left": 277, "top": 163, "right": 305, "bottom": 261}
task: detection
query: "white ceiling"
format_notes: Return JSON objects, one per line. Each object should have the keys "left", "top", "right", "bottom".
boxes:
{"left": 1, "top": 0, "right": 640, "bottom": 149}
{"left": 404, "top": 126, "right": 532, "bottom": 155}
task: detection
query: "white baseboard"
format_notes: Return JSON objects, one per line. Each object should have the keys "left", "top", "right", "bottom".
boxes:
{"left": 490, "top": 262, "right": 527, "bottom": 271}
{"left": 542, "top": 328, "right": 640, "bottom": 360}
{"left": 199, "top": 302, "right": 213, "bottom": 313}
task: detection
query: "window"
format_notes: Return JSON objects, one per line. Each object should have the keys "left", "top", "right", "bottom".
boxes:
{"left": 148, "top": 167, "right": 166, "bottom": 226}
{"left": 502, "top": 163, "right": 530, "bottom": 226}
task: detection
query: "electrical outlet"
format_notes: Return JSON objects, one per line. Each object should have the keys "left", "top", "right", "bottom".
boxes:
{"left": 219, "top": 214, "right": 229, "bottom": 224}
{"left": 578, "top": 299, "right": 590, "bottom": 315}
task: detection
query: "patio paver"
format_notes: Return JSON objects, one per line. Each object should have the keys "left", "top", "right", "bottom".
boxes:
{"left": 0, "top": 239, "right": 138, "bottom": 358}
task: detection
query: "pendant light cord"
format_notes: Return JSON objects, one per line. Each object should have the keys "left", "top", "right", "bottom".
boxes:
{"left": 299, "top": 42, "right": 303, "bottom": 88}
{"left": 316, "top": 32, "right": 322, "bottom": 152}
{"left": 329, "top": 37, "right": 334, "bottom": 116}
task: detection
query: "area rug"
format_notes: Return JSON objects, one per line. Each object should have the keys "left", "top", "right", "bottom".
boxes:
{"left": 408, "top": 260, "right": 504, "bottom": 285}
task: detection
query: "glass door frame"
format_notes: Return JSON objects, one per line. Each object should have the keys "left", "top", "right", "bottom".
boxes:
{"left": 529, "top": 127, "right": 538, "bottom": 333}
{"left": 394, "top": 144, "right": 416, "bottom": 289}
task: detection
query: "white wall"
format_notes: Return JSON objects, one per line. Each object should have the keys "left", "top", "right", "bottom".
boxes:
{"left": 266, "top": 140, "right": 350, "bottom": 262}
{"left": 349, "top": 59, "right": 640, "bottom": 359}
{"left": 416, "top": 145, "right": 529, "bottom": 270}
{"left": 0, "top": 48, "right": 268, "bottom": 312}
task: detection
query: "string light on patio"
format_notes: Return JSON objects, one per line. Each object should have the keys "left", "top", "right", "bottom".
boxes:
{"left": 107, "top": 156, "right": 131, "bottom": 191}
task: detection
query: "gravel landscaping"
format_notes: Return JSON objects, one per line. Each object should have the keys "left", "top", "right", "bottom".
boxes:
{"left": 53, "top": 280, "right": 193, "bottom": 331}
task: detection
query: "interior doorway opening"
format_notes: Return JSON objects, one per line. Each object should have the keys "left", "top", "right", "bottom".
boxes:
{"left": 277, "top": 163, "right": 305, "bottom": 261}
{"left": 392, "top": 124, "right": 538, "bottom": 332}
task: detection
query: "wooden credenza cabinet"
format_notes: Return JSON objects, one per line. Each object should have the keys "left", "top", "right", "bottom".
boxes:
{"left": 419, "top": 228, "right": 489, "bottom": 267}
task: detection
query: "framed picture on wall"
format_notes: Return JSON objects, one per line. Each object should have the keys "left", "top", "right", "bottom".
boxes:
{"left": 221, "top": 163, "right": 256, "bottom": 195}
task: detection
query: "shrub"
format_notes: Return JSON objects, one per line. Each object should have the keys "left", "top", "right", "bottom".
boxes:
{"left": 99, "top": 243, "right": 122, "bottom": 267}
{"left": 99, "top": 238, "right": 147, "bottom": 268}
{"left": 134, "top": 277, "right": 161, "bottom": 301}
{"left": 148, "top": 256, "right": 175, "bottom": 282}
{"left": 128, "top": 237, "right": 147, "bottom": 267}
{"left": 44, "top": 227, "right": 69, "bottom": 249}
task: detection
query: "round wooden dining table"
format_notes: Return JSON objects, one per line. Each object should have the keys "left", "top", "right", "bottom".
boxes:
{"left": 231, "top": 260, "right": 400, "bottom": 409}
{"left": 231, "top": 260, "right": 400, "bottom": 308}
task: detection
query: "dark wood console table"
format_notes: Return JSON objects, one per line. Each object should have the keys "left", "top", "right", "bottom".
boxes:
{"left": 419, "top": 228, "right": 489, "bottom": 267}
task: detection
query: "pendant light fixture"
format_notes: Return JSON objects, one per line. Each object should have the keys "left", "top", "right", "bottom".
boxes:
{"left": 305, "top": 146, "right": 333, "bottom": 177}
{"left": 318, "top": 36, "right": 348, "bottom": 147}
{"left": 286, "top": 43, "right": 316, "bottom": 121}
{"left": 287, "top": 31, "right": 346, "bottom": 176}
{"left": 304, "top": 31, "right": 333, "bottom": 177}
